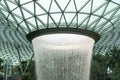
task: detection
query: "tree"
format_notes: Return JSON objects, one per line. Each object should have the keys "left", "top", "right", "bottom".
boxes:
{"left": 107, "top": 47, "right": 120, "bottom": 80}
{"left": 0, "top": 58, "right": 3, "bottom": 79}
{"left": 90, "top": 47, "right": 120, "bottom": 80}
{"left": 21, "top": 60, "right": 36, "bottom": 80}
{"left": 90, "top": 53, "right": 109, "bottom": 80}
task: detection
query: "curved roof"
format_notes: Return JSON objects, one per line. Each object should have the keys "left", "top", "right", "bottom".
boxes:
{"left": 0, "top": 0, "right": 120, "bottom": 65}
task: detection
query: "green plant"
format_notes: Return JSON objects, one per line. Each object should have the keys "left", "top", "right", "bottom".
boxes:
{"left": 90, "top": 47, "right": 120, "bottom": 80}
{"left": 21, "top": 60, "right": 36, "bottom": 80}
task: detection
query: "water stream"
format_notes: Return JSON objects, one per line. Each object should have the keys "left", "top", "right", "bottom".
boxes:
{"left": 32, "top": 34, "right": 94, "bottom": 80}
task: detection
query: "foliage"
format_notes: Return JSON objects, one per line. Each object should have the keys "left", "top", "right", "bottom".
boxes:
{"left": 16, "top": 60, "right": 36, "bottom": 80}
{"left": 14, "top": 47, "right": 120, "bottom": 80}
{"left": 0, "top": 58, "right": 3, "bottom": 78}
{"left": 90, "top": 47, "right": 120, "bottom": 80}
{"left": 0, "top": 58, "right": 3, "bottom": 69}
{"left": 108, "top": 48, "right": 120, "bottom": 80}
{"left": 90, "top": 54, "right": 109, "bottom": 80}
{"left": 21, "top": 72, "right": 35, "bottom": 80}
{"left": 21, "top": 60, "right": 36, "bottom": 80}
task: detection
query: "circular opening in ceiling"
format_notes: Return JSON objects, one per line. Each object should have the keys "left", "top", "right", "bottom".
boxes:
{"left": 32, "top": 33, "right": 95, "bottom": 49}
{"left": 27, "top": 28, "right": 100, "bottom": 42}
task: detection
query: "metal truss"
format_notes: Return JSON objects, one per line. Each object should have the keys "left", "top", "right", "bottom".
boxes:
{"left": 0, "top": 0, "right": 120, "bottom": 75}
{"left": 0, "top": 0, "right": 119, "bottom": 35}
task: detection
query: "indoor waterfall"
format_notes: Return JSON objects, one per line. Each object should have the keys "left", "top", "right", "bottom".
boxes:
{"left": 32, "top": 34, "right": 95, "bottom": 80}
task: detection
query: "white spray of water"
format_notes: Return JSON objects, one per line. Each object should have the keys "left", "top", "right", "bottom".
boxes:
{"left": 32, "top": 34, "right": 95, "bottom": 80}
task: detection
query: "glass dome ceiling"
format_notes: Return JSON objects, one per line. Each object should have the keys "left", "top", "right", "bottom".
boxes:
{"left": 0, "top": 0, "right": 120, "bottom": 34}
{"left": 0, "top": 0, "right": 120, "bottom": 65}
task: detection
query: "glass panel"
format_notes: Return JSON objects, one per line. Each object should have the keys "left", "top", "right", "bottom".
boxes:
{"left": 95, "top": 18, "right": 107, "bottom": 29}
{"left": 64, "top": 13, "right": 76, "bottom": 24}
{"left": 92, "top": 0, "right": 106, "bottom": 11}
{"left": 75, "top": 0, "right": 90, "bottom": 11}
{"left": 64, "top": 0, "right": 76, "bottom": 12}
{"left": 6, "top": 1, "right": 17, "bottom": 11}
{"left": 113, "top": 0, "right": 120, "bottom": 4}
{"left": 37, "top": 0, "right": 51, "bottom": 11}
{"left": 49, "top": 1, "right": 61, "bottom": 13}
{"left": 37, "top": 15, "right": 47, "bottom": 25}
{"left": 105, "top": 2, "right": 118, "bottom": 13}
{"left": 35, "top": 3, "right": 46, "bottom": 15}
{"left": 55, "top": 0, "right": 70, "bottom": 10}
{"left": 13, "top": 15, "right": 22, "bottom": 23}
{"left": 20, "top": 0, "right": 32, "bottom": 4}
{"left": 19, "top": 22, "right": 28, "bottom": 30}
{"left": 0, "top": 0, "right": 119, "bottom": 32}
{"left": 0, "top": 1, "right": 6, "bottom": 8}
{"left": 49, "top": 15, "right": 57, "bottom": 28}
{"left": 12, "top": 8, "right": 22, "bottom": 19}
{"left": 26, "top": 17, "right": 36, "bottom": 30}
{"left": 22, "top": 8, "right": 33, "bottom": 19}
{"left": 80, "top": 1, "right": 91, "bottom": 13}
{"left": 104, "top": 11, "right": 116, "bottom": 19}
{"left": 8, "top": 14, "right": 15, "bottom": 22}
{"left": 59, "top": 15, "right": 67, "bottom": 27}
{"left": 22, "top": 2, "right": 34, "bottom": 15}
{"left": 93, "top": 4, "right": 107, "bottom": 16}
{"left": 113, "top": 9, "right": 120, "bottom": 18}
{"left": 112, "top": 18, "right": 120, "bottom": 28}
{"left": 78, "top": 14, "right": 90, "bottom": 28}
{"left": 2, "top": 10, "right": 9, "bottom": 16}
{"left": 50, "top": 13, "right": 62, "bottom": 24}
{"left": 88, "top": 16, "right": 99, "bottom": 26}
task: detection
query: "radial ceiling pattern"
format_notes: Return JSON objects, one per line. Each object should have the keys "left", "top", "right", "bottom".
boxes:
{"left": 0, "top": 0, "right": 120, "bottom": 35}
{"left": 0, "top": 14, "right": 33, "bottom": 65}
{"left": 0, "top": 0, "right": 120, "bottom": 65}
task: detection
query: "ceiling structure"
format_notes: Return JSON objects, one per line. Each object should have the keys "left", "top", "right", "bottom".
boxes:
{"left": 0, "top": 0, "right": 120, "bottom": 65}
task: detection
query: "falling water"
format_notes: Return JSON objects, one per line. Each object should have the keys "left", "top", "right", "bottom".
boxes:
{"left": 32, "top": 34, "right": 95, "bottom": 80}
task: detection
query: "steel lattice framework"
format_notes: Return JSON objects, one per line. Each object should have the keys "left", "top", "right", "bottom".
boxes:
{"left": 0, "top": 0, "right": 120, "bottom": 70}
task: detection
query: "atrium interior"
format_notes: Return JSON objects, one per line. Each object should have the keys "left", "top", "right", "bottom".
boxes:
{"left": 0, "top": 0, "right": 120, "bottom": 80}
